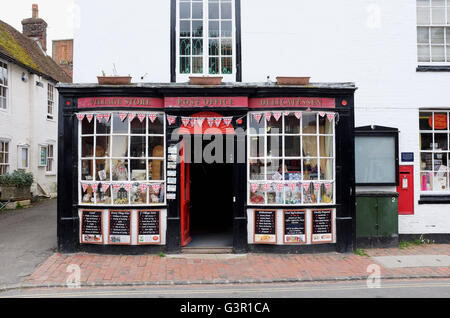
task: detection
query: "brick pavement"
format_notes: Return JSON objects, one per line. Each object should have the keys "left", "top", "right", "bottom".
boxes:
{"left": 11, "top": 244, "right": 450, "bottom": 289}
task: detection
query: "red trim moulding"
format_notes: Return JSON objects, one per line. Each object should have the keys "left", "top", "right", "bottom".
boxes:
{"left": 78, "top": 97, "right": 165, "bottom": 108}
{"left": 249, "top": 97, "right": 335, "bottom": 109}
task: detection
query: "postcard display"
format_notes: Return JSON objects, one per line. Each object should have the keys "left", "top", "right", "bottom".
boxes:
{"left": 247, "top": 209, "right": 336, "bottom": 245}
{"left": 79, "top": 209, "right": 167, "bottom": 245}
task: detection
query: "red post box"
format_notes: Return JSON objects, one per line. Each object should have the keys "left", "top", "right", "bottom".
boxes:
{"left": 397, "top": 165, "right": 414, "bottom": 215}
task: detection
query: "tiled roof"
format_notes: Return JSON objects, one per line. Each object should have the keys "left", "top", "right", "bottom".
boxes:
{"left": 0, "top": 20, "right": 71, "bottom": 83}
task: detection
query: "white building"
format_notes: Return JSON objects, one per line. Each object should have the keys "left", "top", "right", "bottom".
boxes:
{"left": 72, "top": 0, "right": 450, "bottom": 239}
{"left": 0, "top": 6, "right": 71, "bottom": 198}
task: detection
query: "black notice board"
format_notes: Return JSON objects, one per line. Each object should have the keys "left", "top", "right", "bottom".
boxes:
{"left": 254, "top": 210, "right": 276, "bottom": 235}
{"left": 284, "top": 211, "right": 306, "bottom": 236}
{"left": 82, "top": 210, "right": 102, "bottom": 236}
{"left": 138, "top": 210, "right": 160, "bottom": 236}
{"left": 312, "top": 210, "right": 332, "bottom": 235}
{"left": 109, "top": 211, "right": 131, "bottom": 236}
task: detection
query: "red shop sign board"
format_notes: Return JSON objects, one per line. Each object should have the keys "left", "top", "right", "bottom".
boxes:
{"left": 249, "top": 97, "right": 335, "bottom": 109}
{"left": 78, "top": 97, "right": 165, "bottom": 108}
{"left": 164, "top": 97, "right": 248, "bottom": 108}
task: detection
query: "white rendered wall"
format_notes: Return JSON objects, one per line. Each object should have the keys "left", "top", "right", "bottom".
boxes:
{"left": 72, "top": 0, "right": 450, "bottom": 234}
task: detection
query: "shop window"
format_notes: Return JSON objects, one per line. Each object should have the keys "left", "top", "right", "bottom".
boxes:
{"left": 79, "top": 112, "right": 166, "bottom": 206}
{"left": 0, "top": 61, "right": 7, "bottom": 110}
{"left": 419, "top": 110, "right": 450, "bottom": 193}
{"left": 248, "top": 112, "right": 336, "bottom": 206}
{"left": 0, "top": 140, "right": 9, "bottom": 175}
{"left": 417, "top": 0, "right": 450, "bottom": 63}
{"left": 355, "top": 126, "right": 399, "bottom": 186}
{"left": 177, "top": 0, "right": 235, "bottom": 77}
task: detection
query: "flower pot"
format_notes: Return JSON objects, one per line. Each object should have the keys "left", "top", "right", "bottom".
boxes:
{"left": 276, "top": 77, "right": 310, "bottom": 86}
{"left": 0, "top": 185, "right": 31, "bottom": 201}
{"left": 189, "top": 76, "right": 223, "bottom": 85}
{"left": 97, "top": 76, "right": 132, "bottom": 85}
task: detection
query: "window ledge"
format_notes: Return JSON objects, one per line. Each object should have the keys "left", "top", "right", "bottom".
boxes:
{"left": 419, "top": 195, "right": 450, "bottom": 204}
{"left": 416, "top": 65, "right": 450, "bottom": 72}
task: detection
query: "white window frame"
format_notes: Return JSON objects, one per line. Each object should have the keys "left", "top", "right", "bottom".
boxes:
{"left": 0, "top": 60, "right": 8, "bottom": 111}
{"left": 46, "top": 144, "right": 55, "bottom": 174}
{"left": 419, "top": 109, "right": 450, "bottom": 194}
{"left": 0, "top": 140, "right": 10, "bottom": 175}
{"left": 176, "top": 0, "right": 236, "bottom": 82}
{"left": 247, "top": 112, "right": 336, "bottom": 206}
{"left": 78, "top": 112, "right": 167, "bottom": 207}
{"left": 47, "top": 83, "right": 55, "bottom": 120}
{"left": 417, "top": 0, "right": 450, "bottom": 64}
{"left": 17, "top": 145, "right": 30, "bottom": 170}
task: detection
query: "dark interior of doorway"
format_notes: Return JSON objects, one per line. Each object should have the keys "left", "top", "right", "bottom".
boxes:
{"left": 187, "top": 138, "right": 234, "bottom": 248}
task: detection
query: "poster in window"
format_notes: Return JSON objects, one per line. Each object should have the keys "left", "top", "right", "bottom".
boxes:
{"left": 254, "top": 210, "right": 277, "bottom": 244}
{"left": 283, "top": 210, "right": 306, "bottom": 244}
{"left": 311, "top": 209, "right": 333, "bottom": 243}
{"left": 138, "top": 210, "right": 161, "bottom": 244}
{"left": 81, "top": 210, "right": 103, "bottom": 244}
{"left": 108, "top": 210, "right": 131, "bottom": 245}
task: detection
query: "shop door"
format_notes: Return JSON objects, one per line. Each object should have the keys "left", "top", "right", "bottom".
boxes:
{"left": 180, "top": 142, "right": 192, "bottom": 247}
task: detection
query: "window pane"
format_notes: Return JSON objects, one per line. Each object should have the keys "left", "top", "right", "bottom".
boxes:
{"left": 221, "top": 21, "right": 232, "bottom": 37}
{"left": 432, "top": 7, "right": 445, "bottom": 24}
{"left": 320, "top": 136, "right": 334, "bottom": 157}
{"left": 131, "top": 183, "right": 147, "bottom": 205}
{"left": 435, "top": 133, "right": 448, "bottom": 150}
{"left": 130, "top": 136, "right": 146, "bottom": 157}
{"left": 96, "top": 136, "right": 110, "bottom": 157}
{"left": 113, "top": 187, "right": 129, "bottom": 205}
{"left": 95, "top": 159, "right": 110, "bottom": 181}
{"left": 250, "top": 159, "right": 264, "bottom": 180}
{"left": 221, "top": 39, "right": 232, "bottom": 55}
{"left": 417, "top": 7, "right": 431, "bottom": 25}
{"left": 319, "top": 116, "right": 333, "bottom": 134}
{"left": 267, "top": 159, "right": 283, "bottom": 180}
{"left": 285, "top": 136, "right": 301, "bottom": 157}
{"left": 209, "top": 2, "right": 219, "bottom": 19}
{"left": 180, "top": 38, "right": 191, "bottom": 55}
{"left": 192, "top": 39, "right": 203, "bottom": 55}
{"left": 113, "top": 114, "right": 128, "bottom": 134}
{"left": 180, "top": 2, "right": 191, "bottom": 19}
{"left": 221, "top": 2, "right": 232, "bottom": 19}
{"left": 421, "top": 152, "right": 433, "bottom": 170}
{"left": 180, "top": 57, "right": 190, "bottom": 74}
{"left": 209, "top": 57, "right": 219, "bottom": 74}
{"left": 112, "top": 136, "right": 128, "bottom": 157}
{"left": 303, "top": 159, "right": 318, "bottom": 181}
{"left": 180, "top": 21, "right": 191, "bottom": 37}
{"left": 82, "top": 137, "right": 94, "bottom": 157}
{"left": 250, "top": 136, "right": 265, "bottom": 157}
{"left": 192, "top": 21, "right": 203, "bottom": 37}
{"left": 420, "top": 133, "right": 433, "bottom": 150}
{"left": 320, "top": 158, "right": 334, "bottom": 180}
{"left": 112, "top": 159, "right": 129, "bottom": 181}
{"left": 418, "top": 27, "right": 430, "bottom": 43}
{"left": 321, "top": 183, "right": 334, "bottom": 204}
{"left": 130, "top": 160, "right": 147, "bottom": 181}
{"left": 419, "top": 112, "right": 433, "bottom": 130}
{"left": 285, "top": 159, "right": 301, "bottom": 181}
{"left": 285, "top": 184, "right": 302, "bottom": 205}
{"left": 96, "top": 185, "right": 111, "bottom": 205}
{"left": 267, "top": 135, "right": 282, "bottom": 157}
{"left": 302, "top": 113, "right": 317, "bottom": 134}
{"left": 149, "top": 159, "right": 165, "bottom": 181}
{"left": 303, "top": 185, "right": 318, "bottom": 204}
{"left": 131, "top": 117, "right": 146, "bottom": 134}
{"left": 285, "top": 114, "right": 300, "bottom": 134}
{"left": 431, "top": 27, "right": 445, "bottom": 43}
{"left": 267, "top": 118, "right": 282, "bottom": 134}
{"left": 431, "top": 45, "right": 445, "bottom": 61}
{"left": 148, "top": 137, "right": 165, "bottom": 158}
{"left": 432, "top": 0, "right": 445, "bottom": 6}
{"left": 302, "top": 136, "right": 318, "bottom": 157}
{"left": 82, "top": 117, "right": 94, "bottom": 134}
{"left": 209, "top": 39, "right": 219, "bottom": 55}
{"left": 192, "top": 57, "right": 203, "bottom": 73}
{"left": 421, "top": 172, "right": 433, "bottom": 191}
{"left": 221, "top": 57, "right": 232, "bottom": 74}
{"left": 97, "top": 119, "right": 111, "bottom": 134}
{"left": 249, "top": 115, "right": 265, "bottom": 134}
{"left": 209, "top": 21, "right": 219, "bottom": 37}
{"left": 192, "top": 2, "right": 203, "bottom": 19}
{"left": 81, "top": 160, "right": 93, "bottom": 181}
{"left": 148, "top": 115, "right": 164, "bottom": 134}
{"left": 433, "top": 112, "right": 449, "bottom": 130}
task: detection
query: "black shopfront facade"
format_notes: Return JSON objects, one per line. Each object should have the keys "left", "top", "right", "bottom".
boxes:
{"left": 57, "top": 83, "right": 356, "bottom": 254}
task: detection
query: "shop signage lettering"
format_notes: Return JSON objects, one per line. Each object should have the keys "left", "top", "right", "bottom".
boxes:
{"left": 108, "top": 210, "right": 131, "bottom": 245}
{"left": 165, "top": 97, "right": 248, "bottom": 108}
{"left": 81, "top": 210, "right": 103, "bottom": 244}
{"left": 138, "top": 210, "right": 161, "bottom": 244}
{"left": 78, "top": 97, "right": 164, "bottom": 108}
{"left": 254, "top": 210, "right": 277, "bottom": 244}
{"left": 283, "top": 210, "right": 306, "bottom": 244}
{"left": 249, "top": 97, "right": 335, "bottom": 109}
{"left": 311, "top": 209, "right": 333, "bottom": 243}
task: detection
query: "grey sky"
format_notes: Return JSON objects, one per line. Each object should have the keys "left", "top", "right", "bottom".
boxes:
{"left": 1, "top": 0, "right": 75, "bottom": 57}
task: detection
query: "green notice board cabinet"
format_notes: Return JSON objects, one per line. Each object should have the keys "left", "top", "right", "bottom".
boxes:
{"left": 356, "top": 192, "right": 399, "bottom": 248}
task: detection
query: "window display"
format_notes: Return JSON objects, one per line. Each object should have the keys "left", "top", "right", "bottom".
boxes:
{"left": 248, "top": 112, "right": 335, "bottom": 206}
{"left": 79, "top": 112, "right": 166, "bottom": 206}
{"left": 419, "top": 110, "right": 450, "bottom": 193}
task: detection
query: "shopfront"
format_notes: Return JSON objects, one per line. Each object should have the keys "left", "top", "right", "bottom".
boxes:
{"left": 57, "top": 83, "right": 356, "bottom": 254}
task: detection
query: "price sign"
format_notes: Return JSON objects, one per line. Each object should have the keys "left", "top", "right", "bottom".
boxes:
{"left": 283, "top": 210, "right": 306, "bottom": 244}
{"left": 81, "top": 210, "right": 103, "bottom": 244}
{"left": 108, "top": 210, "right": 131, "bottom": 245}
{"left": 254, "top": 210, "right": 277, "bottom": 244}
{"left": 311, "top": 209, "right": 333, "bottom": 243}
{"left": 138, "top": 210, "right": 161, "bottom": 244}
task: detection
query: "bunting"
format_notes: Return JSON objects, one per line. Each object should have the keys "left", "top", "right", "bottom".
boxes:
{"left": 214, "top": 118, "right": 222, "bottom": 127}
{"left": 250, "top": 183, "right": 260, "bottom": 193}
{"left": 91, "top": 183, "right": 98, "bottom": 193}
{"left": 112, "top": 184, "right": 122, "bottom": 193}
{"left": 103, "top": 113, "right": 111, "bottom": 123}
{"left": 137, "top": 113, "right": 146, "bottom": 123}
{"left": 85, "top": 114, "right": 94, "bottom": 123}
{"left": 288, "top": 183, "right": 297, "bottom": 192}
{"left": 207, "top": 117, "right": 215, "bottom": 128}
{"left": 81, "top": 183, "right": 89, "bottom": 192}
{"left": 223, "top": 117, "right": 232, "bottom": 127}
{"left": 196, "top": 117, "right": 205, "bottom": 127}
{"left": 313, "top": 183, "right": 321, "bottom": 193}
{"left": 96, "top": 114, "right": 104, "bottom": 123}
{"left": 119, "top": 112, "right": 128, "bottom": 122}
{"left": 151, "top": 184, "right": 161, "bottom": 194}
{"left": 253, "top": 113, "right": 262, "bottom": 123}
{"left": 302, "top": 182, "right": 311, "bottom": 192}
{"left": 148, "top": 113, "right": 157, "bottom": 123}
{"left": 275, "top": 183, "right": 284, "bottom": 192}
{"left": 139, "top": 184, "right": 148, "bottom": 192}
{"left": 128, "top": 113, "right": 136, "bottom": 122}
{"left": 263, "top": 183, "right": 272, "bottom": 192}
{"left": 101, "top": 184, "right": 110, "bottom": 192}
{"left": 264, "top": 112, "right": 272, "bottom": 122}
{"left": 76, "top": 113, "right": 85, "bottom": 122}
{"left": 294, "top": 112, "right": 302, "bottom": 119}
{"left": 273, "top": 112, "right": 282, "bottom": 122}
{"left": 324, "top": 183, "right": 333, "bottom": 192}
{"left": 319, "top": 112, "right": 326, "bottom": 118}
{"left": 327, "top": 113, "right": 335, "bottom": 122}
{"left": 167, "top": 115, "right": 177, "bottom": 126}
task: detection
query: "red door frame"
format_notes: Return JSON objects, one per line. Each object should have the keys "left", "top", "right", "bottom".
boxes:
{"left": 180, "top": 140, "right": 192, "bottom": 247}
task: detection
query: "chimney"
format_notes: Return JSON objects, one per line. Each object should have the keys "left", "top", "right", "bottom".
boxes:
{"left": 22, "top": 4, "right": 48, "bottom": 52}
